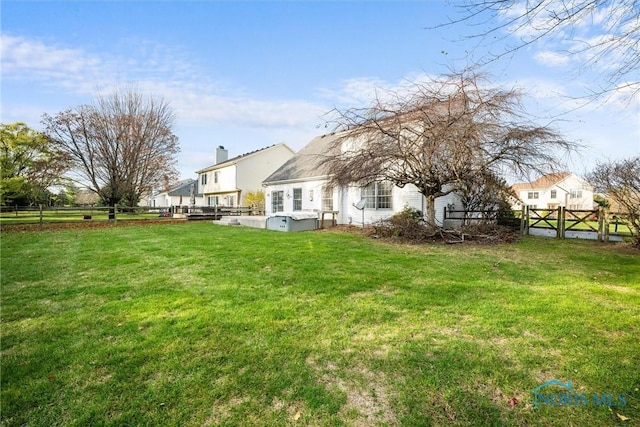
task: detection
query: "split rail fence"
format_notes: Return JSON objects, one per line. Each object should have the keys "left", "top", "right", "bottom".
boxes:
{"left": 0, "top": 205, "right": 175, "bottom": 227}
{"left": 0, "top": 204, "right": 265, "bottom": 227}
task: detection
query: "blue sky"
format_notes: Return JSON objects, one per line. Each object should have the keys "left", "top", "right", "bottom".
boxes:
{"left": 2, "top": 1, "right": 638, "bottom": 181}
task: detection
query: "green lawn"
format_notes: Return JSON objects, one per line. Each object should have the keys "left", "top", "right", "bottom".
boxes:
{"left": 1, "top": 223, "right": 638, "bottom": 426}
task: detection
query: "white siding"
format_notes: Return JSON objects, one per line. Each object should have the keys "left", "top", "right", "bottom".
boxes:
{"left": 198, "top": 144, "right": 294, "bottom": 206}
{"left": 264, "top": 180, "right": 460, "bottom": 227}
{"left": 199, "top": 165, "right": 237, "bottom": 196}
{"left": 433, "top": 191, "right": 463, "bottom": 226}
{"left": 236, "top": 145, "right": 295, "bottom": 204}
{"left": 264, "top": 180, "right": 326, "bottom": 215}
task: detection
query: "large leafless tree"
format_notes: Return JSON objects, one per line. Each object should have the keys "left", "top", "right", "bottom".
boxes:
{"left": 440, "top": 0, "right": 639, "bottom": 97}
{"left": 42, "top": 90, "right": 180, "bottom": 207}
{"left": 323, "top": 69, "right": 577, "bottom": 226}
{"left": 588, "top": 156, "right": 640, "bottom": 246}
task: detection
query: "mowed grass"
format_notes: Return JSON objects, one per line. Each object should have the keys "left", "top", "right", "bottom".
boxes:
{"left": 1, "top": 222, "right": 638, "bottom": 426}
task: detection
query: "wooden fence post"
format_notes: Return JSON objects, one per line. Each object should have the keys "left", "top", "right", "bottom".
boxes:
{"left": 603, "top": 207, "right": 610, "bottom": 243}
{"left": 39, "top": 204, "right": 43, "bottom": 227}
{"left": 557, "top": 207, "right": 565, "bottom": 239}
{"left": 520, "top": 206, "right": 526, "bottom": 236}
{"left": 597, "top": 207, "right": 603, "bottom": 242}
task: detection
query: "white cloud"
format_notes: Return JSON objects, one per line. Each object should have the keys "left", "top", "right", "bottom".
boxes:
{"left": 534, "top": 50, "right": 570, "bottom": 67}
{"left": 1, "top": 34, "right": 109, "bottom": 95}
{"left": 316, "top": 72, "right": 446, "bottom": 111}
{"left": 1, "top": 34, "right": 100, "bottom": 75}
{"left": 1, "top": 33, "right": 330, "bottom": 131}
{"left": 316, "top": 76, "right": 389, "bottom": 107}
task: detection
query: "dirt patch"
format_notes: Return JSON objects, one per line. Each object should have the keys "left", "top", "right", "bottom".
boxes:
{"left": 306, "top": 356, "right": 397, "bottom": 426}
{"left": 318, "top": 223, "right": 521, "bottom": 245}
{"left": 315, "top": 224, "right": 368, "bottom": 235}
{"left": 0, "top": 219, "right": 187, "bottom": 232}
{"left": 270, "top": 397, "right": 307, "bottom": 422}
{"left": 204, "top": 396, "right": 247, "bottom": 426}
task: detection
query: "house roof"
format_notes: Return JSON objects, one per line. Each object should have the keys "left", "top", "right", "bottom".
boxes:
{"left": 196, "top": 143, "right": 294, "bottom": 173}
{"left": 262, "top": 133, "right": 342, "bottom": 185}
{"left": 510, "top": 172, "right": 572, "bottom": 192}
{"left": 165, "top": 179, "right": 201, "bottom": 197}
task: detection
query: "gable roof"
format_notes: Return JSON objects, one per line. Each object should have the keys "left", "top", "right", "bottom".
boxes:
{"left": 510, "top": 172, "right": 572, "bottom": 192}
{"left": 262, "top": 133, "right": 342, "bottom": 184}
{"left": 196, "top": 143, "right": 294, "bottom": 173}
{"left": 164, "top": 179, "right": 201, "bottom": 197}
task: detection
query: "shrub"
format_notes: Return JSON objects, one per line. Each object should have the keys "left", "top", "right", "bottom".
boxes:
{"left": 372, "top": 207, "right": 434, "bottom": 241}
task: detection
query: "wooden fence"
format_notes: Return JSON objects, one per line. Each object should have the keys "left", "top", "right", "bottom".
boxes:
{"left": 0, "top": 205, "right": 176, "bottom": 227}
{"left": 444, "top": 206, "right": 633, "bottom": 242}
{"left": 524, "top": 207, "right": 633, "bottom": 242}
{"left": 0, "top": 204, "right": 265, "bottom": 227}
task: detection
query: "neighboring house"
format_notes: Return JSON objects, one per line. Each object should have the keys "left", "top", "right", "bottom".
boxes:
{"left": 510, "top": 172, "right": 594, "bottom": 210}
{"left": 147, "top": 179, "right": 204, "bottom": 208}
{"left": 262, "top": 133, "right": 462, "bottom": 227}
{"left": 196, "top": 144, "right": 295, "bottom": 207}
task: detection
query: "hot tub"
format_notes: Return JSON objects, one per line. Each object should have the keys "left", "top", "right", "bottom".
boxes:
{"left": 266, "top": 212, "right": 318, "bottom": 232}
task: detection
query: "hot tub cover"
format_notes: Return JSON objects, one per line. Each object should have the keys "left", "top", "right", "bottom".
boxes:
{"left": 269, "top": 212, "right": 318, "bottom": 220}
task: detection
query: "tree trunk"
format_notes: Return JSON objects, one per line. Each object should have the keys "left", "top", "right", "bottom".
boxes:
{"left": 425, "top": 195, "right": 436, "bottom": 228}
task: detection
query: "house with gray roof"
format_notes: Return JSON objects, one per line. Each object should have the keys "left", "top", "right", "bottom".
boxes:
{"left": 147, "top": 178, "right": 204, "bottom": 208}
{"left": 262, "top": 132, "right": 461, "bottom": 227}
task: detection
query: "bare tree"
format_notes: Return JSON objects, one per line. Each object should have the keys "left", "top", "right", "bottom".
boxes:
{"left": 42, "top": 89, "right": 180, "bottom": 207}
{"left": 323, "top": 69, "right": 577, "bottom": 227}
{"left": 588, "top": 156, "right": 640, "bottom": 246}
{"left": 440, "top": 0, "right": 639, "bottom": 97}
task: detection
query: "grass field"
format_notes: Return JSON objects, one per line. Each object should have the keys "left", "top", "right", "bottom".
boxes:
{"left": 1, "top": 222, "right": 638, "bottom": 426}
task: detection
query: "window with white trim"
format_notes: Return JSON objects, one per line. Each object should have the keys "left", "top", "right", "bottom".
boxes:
{"left": 527, "top": 192, "right": 539, "bottom": 199}
{"left": 201, "top": 174, "right": 207, "bottom": 185}
{"left": 361, "top": 182, "right": 393, "bottom": 209}
{"left": 293, "top": 188, "right": 302, "bottom": 211}
{"left": 272, "top": 191, "right": 284, "bottom": 212}
{"left": 550, "top": 190, "right": 557, "bottom": 199}
{"left": 322, "top": 186, "right": 333, "bottom": 210}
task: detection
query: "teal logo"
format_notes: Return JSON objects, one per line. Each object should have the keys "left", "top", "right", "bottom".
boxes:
{"left": 532, "top": 379, "right": 627, "bottom": 409}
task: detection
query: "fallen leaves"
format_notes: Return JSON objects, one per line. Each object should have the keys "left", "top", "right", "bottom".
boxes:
{"left": 616, "top": 412, "right": 630, "bottom": 422}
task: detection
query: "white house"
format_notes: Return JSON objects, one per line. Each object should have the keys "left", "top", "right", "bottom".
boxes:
{"left": 146, "top": 179, "right": 204, "bottom": 208}
{"left": 196, "top": 144, "right": 295, "bottom": 207}
{"left": 262, "top": 133, "right": 462, "bottom": 227}
{"left": 510, "top": 172, "right": 594, "bottom": 210}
